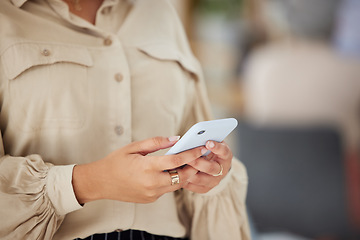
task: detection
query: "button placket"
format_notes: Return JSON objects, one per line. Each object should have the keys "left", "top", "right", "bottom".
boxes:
{"left": 102, "top": 42, "right": 131, "bottom": 144}
{"left": 113, "top": 72, "right": 124, "bottom": 136}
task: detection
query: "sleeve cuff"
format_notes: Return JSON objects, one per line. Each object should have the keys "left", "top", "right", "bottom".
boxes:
{"left": 46, "top": 164, "right": 83, "bottom": 215}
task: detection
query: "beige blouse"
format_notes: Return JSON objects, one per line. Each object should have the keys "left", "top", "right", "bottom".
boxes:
{"left": 0, "top": 0, "right": 250, "bottom": 239}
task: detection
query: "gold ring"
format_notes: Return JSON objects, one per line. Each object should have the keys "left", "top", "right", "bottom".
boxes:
{"left": 169, "top": 170, "right": 180, "bottom": 185}
{"left": 212, "top": 162, "right": 223, "bottom": 177}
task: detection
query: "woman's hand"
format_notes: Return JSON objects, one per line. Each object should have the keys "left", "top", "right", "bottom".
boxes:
{"left": 184, "top": 141, "right": 233, "bottom": 193}
{"left": 72, "top": 136, "right": 207, "bottom": 204}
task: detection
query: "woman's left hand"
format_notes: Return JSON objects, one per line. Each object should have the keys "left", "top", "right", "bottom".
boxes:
{"left": 183, "top": 141, "right": 233, "bottom": 193}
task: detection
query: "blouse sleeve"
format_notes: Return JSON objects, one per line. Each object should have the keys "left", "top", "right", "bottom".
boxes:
{"left": 0, "top": 139, "right": 82, "bottom": 239}
{"left": 164, "top": 3, "right": 250, "bottom": 237}
{"left": 176, "top": 160, "right": 250, "bottom": 240}
{"left": 175, "top": 56, "right": 251, "bottom": 240}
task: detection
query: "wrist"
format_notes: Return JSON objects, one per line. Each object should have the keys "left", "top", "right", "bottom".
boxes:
{"left": 72, "top": 163, "right": 103, "bottom": 204}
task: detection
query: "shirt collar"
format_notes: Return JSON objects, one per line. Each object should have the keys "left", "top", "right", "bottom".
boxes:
{"left": 10, "top": 0, "right": 27, "bottom": 7}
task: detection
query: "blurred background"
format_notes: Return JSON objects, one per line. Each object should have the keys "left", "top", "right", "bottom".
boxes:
{"left": 172, "top": 0, "right": 360, "bottom": 239}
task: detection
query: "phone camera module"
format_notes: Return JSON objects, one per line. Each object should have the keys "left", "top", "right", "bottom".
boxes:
{"left": 197, "top": 130, "right": 205, "bottom": 135}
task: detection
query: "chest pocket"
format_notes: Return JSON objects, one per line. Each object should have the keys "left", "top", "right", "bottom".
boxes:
{"left": 129, "top": 43, "right": 202, "bottom": 140}
{"left": 137, "top": 44, "right": 200, "bottom": 78}
{"left": 1, "top": 42, "right": 93, "bottom": 131}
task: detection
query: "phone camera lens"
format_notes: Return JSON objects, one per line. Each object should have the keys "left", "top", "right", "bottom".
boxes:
{"left": 197, "top": 130, "right": 205, "bottom": 135}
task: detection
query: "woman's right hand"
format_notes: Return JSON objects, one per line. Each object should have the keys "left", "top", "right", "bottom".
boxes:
{"left": 72, "top": 136, "right": 207, "bottom": 204}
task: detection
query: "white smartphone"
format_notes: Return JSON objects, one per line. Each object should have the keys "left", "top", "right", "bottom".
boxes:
{"left": 165, "top": 118, "right": 238, "bottom": 156}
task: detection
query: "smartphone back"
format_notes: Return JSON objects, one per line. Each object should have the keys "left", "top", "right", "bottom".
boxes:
{"left": 165, "top": 118, "right": 238, "bottom": 155}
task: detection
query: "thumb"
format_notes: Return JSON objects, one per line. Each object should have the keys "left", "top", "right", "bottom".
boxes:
{"left": 127, "top": 136, "right": 180, "bottom": 155}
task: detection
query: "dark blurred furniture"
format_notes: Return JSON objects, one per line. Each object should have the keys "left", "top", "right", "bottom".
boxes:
{"left": 236, "top": 120, "right": 360, "bottom": 239}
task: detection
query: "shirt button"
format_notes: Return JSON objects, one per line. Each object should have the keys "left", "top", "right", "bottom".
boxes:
{"left": 114, "top": 125, "right": 124, "bottom": 136}
{"left": 104, "top": 37, "right": 112, "bottom": 46}
{"left": 114, "top": 73, "right": 123, "bottom": 82}
{"left": 41, "top": 49, "right": 51, "bottom": 56}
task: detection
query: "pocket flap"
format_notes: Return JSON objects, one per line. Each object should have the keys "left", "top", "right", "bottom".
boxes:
{"left": 1, "top": 42, "right": 93, "bottom": 80}
{"left": 137, "top": 44, "right": 201, "bottom": 80}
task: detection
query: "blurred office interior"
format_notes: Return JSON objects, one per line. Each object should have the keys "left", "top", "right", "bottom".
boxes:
{"left": 172, "top": 0, "right": 360, "bottom": 239}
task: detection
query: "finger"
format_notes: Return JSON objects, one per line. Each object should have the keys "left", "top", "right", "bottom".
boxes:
{"left": 129, "top": 168, "right": 195, "bottom": 201}
{"left": 126, "top": 136, "right": 180, "bottom": 155}
{"left": 151, "top": 146, "right": 208, "bottom": 171}
{"left": 203, "top": 152, "right": 216, "bottom": 161}
{"left": 187, "top": 158, "right": 223, "bottom": 176}
{"left": 159, "top": 165, "right": 198, "bottom": 192}
{"left": 205, "top": 141, "right": 232, "bottom": 161}
{"left": 186, "top": 171, "right": 220, "bottom": 187}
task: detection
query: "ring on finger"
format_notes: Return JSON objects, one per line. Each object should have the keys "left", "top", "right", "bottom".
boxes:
{"left": 169, "top": 170, "right": 180, "bottom": 185}
{"left": 212, "top": 162, "right": 223, "bottom": 177}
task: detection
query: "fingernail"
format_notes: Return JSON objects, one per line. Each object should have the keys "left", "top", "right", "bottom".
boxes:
{"left": 168, "top": 136, "right": 180, "bottom": 142}
{"left": 206, "top": 141, "right": 215, "bottom": 149}
{"left": 201, "top": 148, "right": 208, "bottom": 155}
